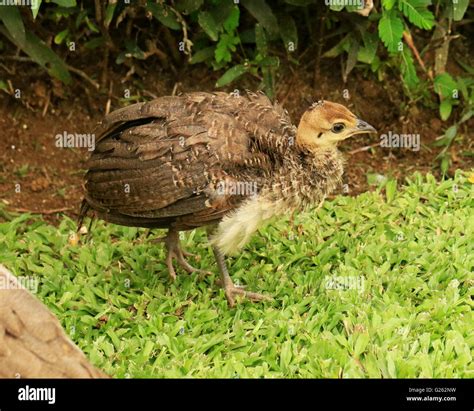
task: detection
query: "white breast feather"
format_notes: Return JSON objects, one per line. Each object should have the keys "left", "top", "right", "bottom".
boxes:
{"left": 210, "top": 197, "right": 285, "bottom": 255}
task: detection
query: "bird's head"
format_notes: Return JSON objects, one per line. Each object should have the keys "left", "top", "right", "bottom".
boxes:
{"left": 296, "top": 100, "right": 376, "bottom": 150}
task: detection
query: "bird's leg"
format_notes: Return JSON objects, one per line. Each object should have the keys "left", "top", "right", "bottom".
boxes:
{"left": 211, "top": 245, "right": 271, "bottom": 307}
{"left": 154, "top": 229, "right": 211, "bottom": 280}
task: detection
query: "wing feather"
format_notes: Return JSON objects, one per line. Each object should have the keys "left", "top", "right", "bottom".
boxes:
{"left": 83, "top": 91, "right": 294, "bottom": 228}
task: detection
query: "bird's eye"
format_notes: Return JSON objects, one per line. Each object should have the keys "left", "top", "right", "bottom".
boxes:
{"left": 331, "top": 123, "right": 346, "bottom": 133}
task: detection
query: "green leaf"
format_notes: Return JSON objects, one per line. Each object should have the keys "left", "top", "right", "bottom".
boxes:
{"left": 452, "top": 0, "right": 469, "bottom": 21}
{"left": 382, "top": 0, "right": 397, "bottom": 10}
{"left": 354, "top": 333, "right": 370, "bottom": 357}
{"left": 85, "top": 16, "right": 100, "bottom": 33}
{"left": 100, "top": 341, "right": 114, "bottom": 357}
{"left": 190, "top": 46, "right": 215, "bottom": 64}
{"left": 400, "top": 45, "right": 419, "bottom": 89}
{"left": 459, "top": 109, "right": 473, "bottom": 124}
{"left": 0, "top": 80, "right": 8, "bottom": 91}
{"left": 223, "top": 6, "right": 239, "bottom": 33}
{"left": 215, "top": 33, "right": 239, "bottom": 63}
{"left": 215, "top": 64, "right": 247, "bottom": 87}
{"left": 433, "top": 125, "right": 457, "bottom": 146}
{"left": 54, "top": 29, "right": 69, "bottom": 45}
{"left": 0, "top": 6, "right": 26, "bottom": 47}
{"left": 198, "top": 11, "right": 219, "bottom": 41}
{"left": 357, "top": 31, "right": 378, "bottom": 64}
{"left": 367, "top": 173, "right": 388, "bottom": 186}
{"left": 104, "top": 3, "right": 117, "bottom": 28}
{"left": 142, "top": 340, "right": 155, "bottom": 359}
{"left": 84, "top": 36, "right": 105, "bottom": 50}
{"left": 147, "top": 1, "right": 180, "bottom": 30}
{"left": 343, "top": 38, "right": 359, "bottom": 82}
{"left": 31, "top": 0, "right": 43, "bottom": 19}
{"left": 259, "top": 56, "right": 279, "bottom": 67}
{"left": 279, "top": 15, "right": 298, "bottom": 53}
{"left": 0, "top": 25, "right": 71, "bottom": 84}
{"left": 255, "top": 23, "right": 267, "bottom": 55}
{"left": 444, "top": 125, "right": 457, "bottom": 141}
{"left": 241, "top": 0, "right": 278, "bottom": 36}
{"left": 399, "top": 0, "right": 434, "bottom": 30}
{"left": 439, "top": 100, "right": 452, "bottom": 121}
{"left": 24, "top": 31, "right": 71, "bottom": 84}
{"left": 52, "top": 0, "right": 76, "bottom": 6}
{"left": 386, "top": 352, "right": 397, "bottom": 378}
{"left": 434, "top": 73, "right": 457, "bottom": 99}
{"left": 280, "top": 341, "right": 292, "bottom": 371}
{"left": 176, "top": 0, "right": 204, "bottom": 14}
{"left": 440, "top": 154, "right": 450, "bottom": 175}
{"left": 210, "top": 1, "right": 235, "bottom": 25}
{"left": 378, "top": 10, "right": 404, "bottom": 53}
{"left": 122, "top": 40, "right": 146, "bottom": 60}
{"left": 329, "top": 4, "right": 345, "bottom": 11}
{"left": 385, "top": 179, "right": 397, "bottom": 202}
{"left": 371, "top": 55, "right": 381, "bottom": 73}
{"left": 323, "top": 34, "right": 351, "bottom": 58}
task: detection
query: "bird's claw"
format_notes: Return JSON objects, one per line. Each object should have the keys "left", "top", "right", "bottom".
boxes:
{"left": 160, "top": 232, "right": 211, "bottom": 280}
{"left": 224, "top": 285, "right": 272, "bottom": 308}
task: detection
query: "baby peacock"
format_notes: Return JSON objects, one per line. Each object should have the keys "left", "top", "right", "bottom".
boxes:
{"left": 80, "top": 91, "right": 375, "bottom": 306}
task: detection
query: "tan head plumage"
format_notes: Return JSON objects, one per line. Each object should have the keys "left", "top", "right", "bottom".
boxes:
{"left": 296, "top": 100, "right": 376, "bottom": 149}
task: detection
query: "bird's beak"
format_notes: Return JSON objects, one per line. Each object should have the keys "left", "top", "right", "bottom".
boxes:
{"left": 353, "top": 119, "right": 377, "bottom": 135}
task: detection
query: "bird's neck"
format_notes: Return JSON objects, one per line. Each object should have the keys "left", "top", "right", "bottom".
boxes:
{"left": 274, "top": 144, "right": 344, "bottom": 209}
{"left": 295, "top": 145, "right": 344, "bottom": 183}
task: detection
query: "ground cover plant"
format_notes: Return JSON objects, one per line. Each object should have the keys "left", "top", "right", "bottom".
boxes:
{"left": 1, "top": 171, "right": 472, "bottom": 378}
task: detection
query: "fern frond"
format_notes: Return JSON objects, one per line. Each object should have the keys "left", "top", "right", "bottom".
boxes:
{"left": 399, "top": 0, "right": 435, "bottom": 30}
{"left": 378, "top": 10, "right": 404, "bottom": 53}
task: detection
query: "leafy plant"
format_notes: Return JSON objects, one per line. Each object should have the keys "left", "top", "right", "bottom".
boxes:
{"left": 1, "top": 171, "right": 472, "bottom": 378}
{"left": 0, "top": 4, "right": 72, "bottom": 83}
{"left": 324, "top": 1, "right": 470, "bottom": 105}
{"left": 433, "top": 73, "right": 474, "bottom": 175}
{"left": 191, "top": 0, "right": 291, "bottom": 97}
{"left": 0, "top": 0, "right": 472, "bottom": 125}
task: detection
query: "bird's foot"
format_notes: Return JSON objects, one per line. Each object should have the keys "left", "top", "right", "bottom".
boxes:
{"left": 209, "top": 242, "right": 272, "bottom": 307}
{"left": 223, "top": 283, "right": 272, "bottom": 308}
{"left": 155, "top": 231, "right": 212, "bottom": 280}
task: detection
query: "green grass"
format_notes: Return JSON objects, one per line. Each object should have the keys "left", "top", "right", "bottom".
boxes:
{"left": 0, "top": 171, "right": 473, "bottom": 378}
